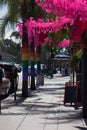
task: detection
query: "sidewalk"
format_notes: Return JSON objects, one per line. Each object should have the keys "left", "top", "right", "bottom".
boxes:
{"left": 0, "top": 73, "right": 87, "bottom": 130}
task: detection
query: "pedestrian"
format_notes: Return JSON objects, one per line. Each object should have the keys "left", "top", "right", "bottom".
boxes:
{"left": 61, "top": 67, "right": 65, "bottom": 76}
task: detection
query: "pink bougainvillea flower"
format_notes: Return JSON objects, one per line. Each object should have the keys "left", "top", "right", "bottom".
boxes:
{"left": 17, "top": 16, "right": 73, "bottom": 46}
{"left": 35, "top": 0, "right": 87, "bottom": 21}
{"left": 59, "top": 39, "right": 70, "bottom": 47}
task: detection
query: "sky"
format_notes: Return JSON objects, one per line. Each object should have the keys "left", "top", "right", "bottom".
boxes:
{"left": 0, "top": 5, "right": 7, "bottom": 18}
{"left": 0, "top": 5, "right": 17, "bottom": 40}
{"left": 0, "top": 6, "right": 11, "bottom": 39}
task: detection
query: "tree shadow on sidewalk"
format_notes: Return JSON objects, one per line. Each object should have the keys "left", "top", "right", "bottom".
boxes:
{"left": 0, "top": 80, "right": 83, "bottom": 129}
{"left": 75, "top": 126, "right": 87, "bottom": 130}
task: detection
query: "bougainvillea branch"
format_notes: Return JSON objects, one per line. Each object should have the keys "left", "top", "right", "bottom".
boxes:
{"left": 17, "top": 16, "right": 73, "bottom": 46}
{"left": 35, "top": 0, "right": 87, "bottom": 21}
{"left": 59, "top": 38, "right": 70, "bottom": 48}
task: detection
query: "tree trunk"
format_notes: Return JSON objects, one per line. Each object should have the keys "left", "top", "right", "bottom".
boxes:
{"left": 22, "top": 22, "right": 29, "bottom": 97}
{"left": 30, "top": 39, "right": 36, "bottom": 90}
{"left": 36, "top": 44, "right": 41, "bottom": 86}
{"left": 37, "top": 44, "right": 41, "bottom": 74}
{"left": 21, "top": 0, "right": 31, "bottom": 97}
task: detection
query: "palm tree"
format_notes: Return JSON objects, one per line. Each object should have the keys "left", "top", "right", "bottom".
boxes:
{"left": 10, "top": 31, "right": 20, "bottom": 39}
{"left": 0, "top": 0, "right": 44, "bottom": 97}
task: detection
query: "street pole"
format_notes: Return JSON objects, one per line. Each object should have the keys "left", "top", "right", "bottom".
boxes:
{"left": 82, "top": 48, "right": 87, "bottom": 118}
{"left": 82, "top": 30, "right": 87, "bottom": 118}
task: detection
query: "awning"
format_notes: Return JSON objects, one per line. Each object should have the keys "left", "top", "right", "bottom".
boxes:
{"left": 54, "top": 53, "right": 70, "bottom": 60}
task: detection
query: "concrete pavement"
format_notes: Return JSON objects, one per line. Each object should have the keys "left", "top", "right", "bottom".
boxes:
{"left": 0, "top": 73, "right": 87, "bottom": 130}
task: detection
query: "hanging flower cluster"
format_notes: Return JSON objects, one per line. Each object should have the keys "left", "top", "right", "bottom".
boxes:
{"left": 35, "top": 0, "right": 87, "bottom": 42}
{"left": 17, "top": 16, "right": 73, "bottom": 46}
{"left": 44, "top": 37, "right": 59, "bottom": 48}
{"left": 59, "top": 38, "right": 70, "bottom": 48}
{"left": 44, "top": 37, "right": 53, "bottom": 46}
{"left": 35, "top": 0, "right": 87, "bottom": 21}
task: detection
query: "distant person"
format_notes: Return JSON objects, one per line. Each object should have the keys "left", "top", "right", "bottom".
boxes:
{"left": 65, "top": 67, "right": 68, "bottom": 76}
{"left": 61, "top": 67, "right": 65, "bottom": 76}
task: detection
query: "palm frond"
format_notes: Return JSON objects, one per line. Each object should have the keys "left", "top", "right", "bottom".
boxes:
{"left": 0, "top": 13, "right": 19, "bottom": 38}
{"left": 0, "top": 0, "right": 7, "bottom": 6}
{"left": 0, "top": 0, "right": 21, "bottom": 38}
{"left": 10, "top": 31, "right": 20, "bottom": 39}
{"left": 0, "top": 16, "right": 9, "bottom": 38}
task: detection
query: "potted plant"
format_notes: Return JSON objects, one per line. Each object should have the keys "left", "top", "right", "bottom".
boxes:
{"left": 69, "top": 49, "right": 82, "bottom": 84}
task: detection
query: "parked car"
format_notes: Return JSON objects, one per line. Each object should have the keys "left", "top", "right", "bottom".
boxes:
{"left": 0, "top": 62, "right": 20, "bottom": 94}
{"left": 0, "top": 67, "right": 11, "bottom": 99}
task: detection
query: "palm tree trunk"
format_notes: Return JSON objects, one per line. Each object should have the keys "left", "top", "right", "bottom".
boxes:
{"left": 21, "top": 0, "right": 29, "bottom": 97}
{"left": 21, "top": 0, "right": 36, "bottom": 92}
{"left": 22, "top": 22, "right": 29, "bottom": 97}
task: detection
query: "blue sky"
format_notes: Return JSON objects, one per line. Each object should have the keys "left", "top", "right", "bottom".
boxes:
{"left": 0, "top": 6, "right": 17, "bottom": 40}
{"left": 0, "top": 6, "right": 11, "bottom": 39}
{"left": 0, "top": 6, "right": 20, "bottom": 44}
{"left": 0, "top": 6, "right": 7, "bottom": 18}
{"left": 0, "top": 7, "right": 20, "bottom": 44}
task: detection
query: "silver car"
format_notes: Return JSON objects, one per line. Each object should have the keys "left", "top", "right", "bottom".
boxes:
{"left": 0, "top": 68, "right": 11, "bottom": 95}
